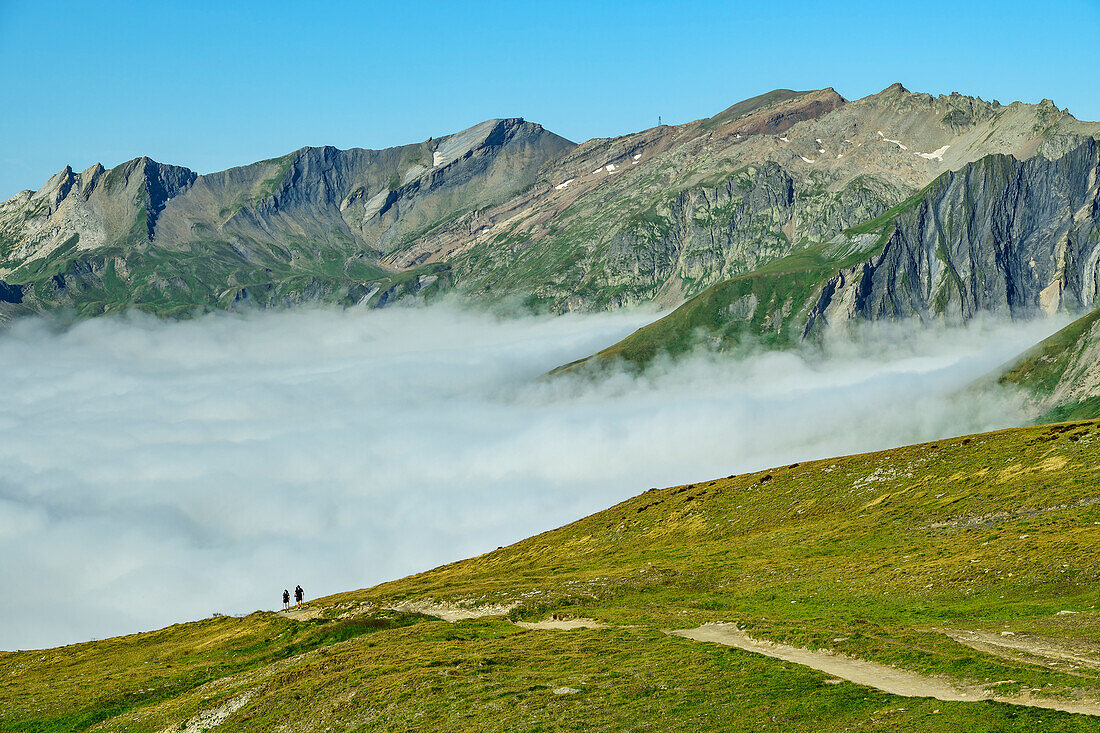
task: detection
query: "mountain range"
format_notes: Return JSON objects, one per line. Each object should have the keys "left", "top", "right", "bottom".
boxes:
{"left": 8, "top": 83, "right": 1100, "bottom": 731}
{"left": 3, "top": 83, "right": 1100, "bottom": 416}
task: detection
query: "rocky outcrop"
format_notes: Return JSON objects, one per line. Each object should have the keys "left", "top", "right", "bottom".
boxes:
{"left": 596, "top": 163, "right": 799, "bottom": 306}
{"left": 806, "top": 138, "right": 1100, "bottom": 333}
{"left": 0, "top": 157, "right": 197, "bottom": 266}
{"left": 587, "top": 163, "right": 898, "bottom": 308}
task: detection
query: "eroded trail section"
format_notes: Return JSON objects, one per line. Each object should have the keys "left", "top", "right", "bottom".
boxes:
{"left": 386, "top": 599, "right": 518, "bottom": 621}
{"left": 514, "top": 618, "right": 606, "bottom": 630}
{"left": 944, "top": 628, "right": 1100, "bottom": 673}
{"left": 671, "top": 623, "right": 1100, "bottom": 716}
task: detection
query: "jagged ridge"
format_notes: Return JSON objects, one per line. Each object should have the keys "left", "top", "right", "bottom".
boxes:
{"left": 0, "top": 119, "right": 572, "bottom": 317}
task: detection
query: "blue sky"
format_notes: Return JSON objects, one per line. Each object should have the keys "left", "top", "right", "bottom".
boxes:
{"left": 1, "top": 0, "right": 1098, "bottom": 199}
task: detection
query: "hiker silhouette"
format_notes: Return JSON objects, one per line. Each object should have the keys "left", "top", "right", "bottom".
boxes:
{"left": 294, "top": 584, "right": 304, "bottom": 607}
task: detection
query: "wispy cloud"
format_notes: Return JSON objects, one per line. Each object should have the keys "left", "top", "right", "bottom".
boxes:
{"left": 0, "top": 303, "right": 1065, "bottom": 649}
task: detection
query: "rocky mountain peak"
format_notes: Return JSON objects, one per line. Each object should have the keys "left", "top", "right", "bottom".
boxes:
{"left": 41, "top": 165, "right": 77, "bottom": 209}
{"left": 706, "top": 88, "right": 844, "bottom": 129}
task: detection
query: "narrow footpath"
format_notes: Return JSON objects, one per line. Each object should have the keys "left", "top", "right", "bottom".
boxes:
{"left": 368, "top": 601, "right": 1100, "bottom": 716}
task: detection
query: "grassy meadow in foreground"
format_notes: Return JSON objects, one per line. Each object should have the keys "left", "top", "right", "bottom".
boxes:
{"left": 4, "top": 420, "right": 1100, "bottom": 731}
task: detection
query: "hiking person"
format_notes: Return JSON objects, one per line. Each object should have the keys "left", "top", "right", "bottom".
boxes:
{"left": 294, "top": 584, "right": 304, "bottom": 608}
{"left": 282, "top": 589, "right": 290, "bottom": 610}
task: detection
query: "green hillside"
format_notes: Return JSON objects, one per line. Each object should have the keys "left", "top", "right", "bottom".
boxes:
{"left": 999, "top": 308, "right": 1100, "bottom": 423}
{"left": 5, "top": 420, "right": 1100, "bottom": 730}
{"left": 551, "top": 188, "right": 927, "bottom": 373}
{"left": 549, "top": 244, "right": 845, "bottom": 373}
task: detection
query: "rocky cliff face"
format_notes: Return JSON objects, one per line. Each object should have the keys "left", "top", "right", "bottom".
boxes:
{"left": 570, "top": 163, "right": 904, "bottom": 312}
{"left": 433, "top": 85, "right": 1099, "bottom": 313}
{"left": 563, "top": 138, "right": 1100, "bottom": 373}
{"left": 0, "top": 157, "right": 197, "bottom": 264}
{"left": 153, "top": 118, "right": 572, "bottom": 260}
{"left": 806, "top": 138, "right": 1100, "bottom": 333}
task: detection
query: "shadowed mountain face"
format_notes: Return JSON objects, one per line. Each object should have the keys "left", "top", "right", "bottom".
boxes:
{"left": 807, "top": 139, "right": 1100, "bottom": 328}
{"left": 0, "top": 84, "right": 1098, "bottom": 321}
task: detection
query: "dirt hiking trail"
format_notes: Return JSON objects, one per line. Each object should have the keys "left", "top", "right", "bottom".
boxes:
{"left": 944, "top": 628, "right": 1100, "bottom": 673}
{"left": 672, "top": 623, "right": 1100, "bottom": 716}
{"left": 307, "top": 601, "right": 1100, "bottom": 716}
{"left": 386, "top": 599, "right": 518, "bottom": 621}
{"left": 514, "top": 617, "right": 606, "bottom": 630}
{"left": 278, "top": 605, "right": 325, "bottom": 621}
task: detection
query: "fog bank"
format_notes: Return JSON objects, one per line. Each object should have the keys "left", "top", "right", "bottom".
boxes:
{"left": 0, "top": 303, "right": 1065, "bottom": 649}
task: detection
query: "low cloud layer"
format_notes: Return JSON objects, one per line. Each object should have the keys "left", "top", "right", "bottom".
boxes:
{"left": 0, "top": 303, "right": 1066, "bottom": 649}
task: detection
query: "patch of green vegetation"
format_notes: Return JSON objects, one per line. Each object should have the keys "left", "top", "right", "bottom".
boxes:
{"left": 999, "top": 308, "right": 1100, "bottom": 397}
{"left": 255, "top": 153, "right": 296, "bottom": 200}
{"left": 1, "top": 611, "right": 422, "bottom": 733}
{"left": 101, "top": 162, "right": 130, "bottom": 193}
{"left": 0, "top": 226, "right": 450, "bottom": 318}
{"left": 365, "top": 262, "right": 452, "bottom": 307}
{"left": 390, "top": 207, "right": 472, "bottom": 252}
{"left": 553, "top": 237, "right": 878, "bottom": 373}
{"left": 388, "top": 172, "right": 401, "bottom": 191}
{"left": 5, "top": 235, "right": 80, "bottom": 284}
{"left": 797, "top": 170, "right": 829, "bottom": 200}
{"left": 343, "top": 257, "right": 388, "bottom": 282}
{"left": 841, "top": 182, "right": 934, "bottom": 238}
{"left": 941, "top": 108, "right": 971, "bottom": 127}
{"left": 1037, "top": 395, "right": 1100, "bottom": 424}
{"left": 120, "top": 206, "right": 151, "bottom": 247}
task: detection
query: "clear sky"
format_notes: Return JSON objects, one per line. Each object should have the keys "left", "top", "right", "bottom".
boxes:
{"left": 1, "top": 0, "right": 1098, "bottom": 199}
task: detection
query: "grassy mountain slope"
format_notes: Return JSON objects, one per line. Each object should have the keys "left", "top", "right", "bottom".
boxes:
{"left": 6, "top": 420, "right": 1100, "bottom": 731}
{"left": 553, "top": 187, "right": 929, "bottom": 372}
{"left": 549, "top": 240, "right": 877, "bottom": 372}
{"left": 999, "top": 308, "right": 1100, "bottom": 422}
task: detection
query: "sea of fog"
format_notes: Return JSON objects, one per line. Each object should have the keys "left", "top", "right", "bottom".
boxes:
{"left": 0, "top": 302, "right": 1069, "bottom": 649}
